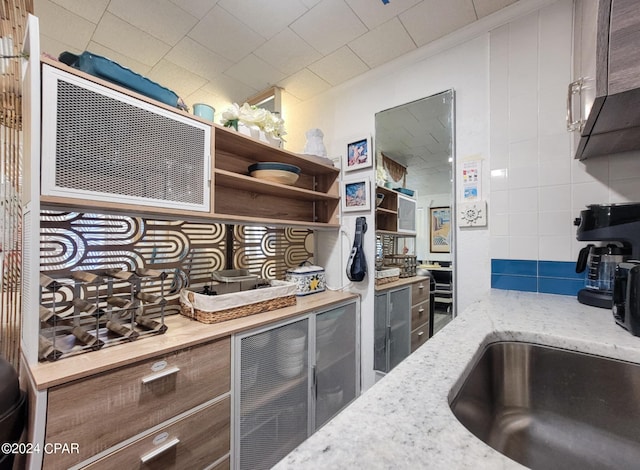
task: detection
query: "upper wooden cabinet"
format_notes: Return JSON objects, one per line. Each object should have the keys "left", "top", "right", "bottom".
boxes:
{"left": 570, "top": 0, "right": 640, "bottom": 159}
{"left": 38, "top": 58, "right": 340, "bottom": 229}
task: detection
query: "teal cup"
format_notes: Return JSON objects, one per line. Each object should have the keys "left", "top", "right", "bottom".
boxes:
{"left": 193, "top": 103, "right": 215, "bottom": 122}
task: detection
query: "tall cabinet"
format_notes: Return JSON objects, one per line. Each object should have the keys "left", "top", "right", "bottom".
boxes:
{"left": 234, "top": 299, "right": 359, "bottom": 470}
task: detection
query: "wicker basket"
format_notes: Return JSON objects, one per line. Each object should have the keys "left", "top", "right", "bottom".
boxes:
{"left": 375, "top": 267, "right": 400, "bottom": 286}
{"left": 384, "top": 255, "right": 417, "bottom": 278}
{"left": 180, "top": 280, "right": 297, "bottom": 324}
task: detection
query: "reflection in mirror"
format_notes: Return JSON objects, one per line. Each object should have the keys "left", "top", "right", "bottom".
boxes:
{"left": 374, "top": 90, "right": 455, "bottom": 324}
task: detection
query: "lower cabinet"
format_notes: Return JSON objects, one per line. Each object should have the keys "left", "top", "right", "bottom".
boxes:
{"left": 374, "top": 286, "right": 411, "bottom": 374}
{"left": 42, "top": 338, "right": 231, "bottom": 469}
{"left": 234, "top": 299, "right": 359, "bottom": 470}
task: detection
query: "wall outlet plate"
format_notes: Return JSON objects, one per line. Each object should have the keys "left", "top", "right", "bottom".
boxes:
{"left": 458, "top": 201, "right": 487, "bottom": 227}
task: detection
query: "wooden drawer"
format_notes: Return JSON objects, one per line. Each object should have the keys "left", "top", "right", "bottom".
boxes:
{"left": 411, "top": 279, "right": 429, "bottom": 306}
{"left": 411, "top": 324, "right": 429, "bottom": 352}
{"left": 44, "top": 337, "right": 231, "bottom": 469}
{"left": 411, "top": 300, "right": 429, "bottom": 331}
{"left": 84, "top": 397, "right": 230, "bottom": 470}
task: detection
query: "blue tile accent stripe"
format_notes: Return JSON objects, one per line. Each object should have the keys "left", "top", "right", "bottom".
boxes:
{"left": 491, "top": 259, "right": 586, "bottom": 296}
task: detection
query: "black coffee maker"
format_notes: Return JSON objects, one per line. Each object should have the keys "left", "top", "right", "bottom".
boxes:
{"left": 574, "top": 203, "right": 640, "bottom": 308}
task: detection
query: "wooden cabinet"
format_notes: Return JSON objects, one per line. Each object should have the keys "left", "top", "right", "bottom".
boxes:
{"left": 571, "top": 0, "right": 640, "bottom": 159}
{"left": 234, "top": 299, "right": 359, "bottom": 470}
{"left": 38, "top": 57, "right": 340, "bottom": 229}
{"left": 374, "top": 286, "right": 411, "bottom": 374}
{"left": 43, "top": 338, "right": 231, "bottom": 469}
{"left": 410, "top": 278, "right": 430, "bottom": 352}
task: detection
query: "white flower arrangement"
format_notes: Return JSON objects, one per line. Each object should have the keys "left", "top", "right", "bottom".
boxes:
{"left": 221, "top": 102, "right": 287, "bottom": 141}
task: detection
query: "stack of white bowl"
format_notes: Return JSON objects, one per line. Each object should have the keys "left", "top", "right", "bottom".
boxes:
{"left": 276, "top": 328, "right": 306, "bottom": 378}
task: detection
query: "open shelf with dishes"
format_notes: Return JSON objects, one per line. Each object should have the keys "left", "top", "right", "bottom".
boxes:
{"left": 213, "top": 126, "right": 341, "bottom": 228}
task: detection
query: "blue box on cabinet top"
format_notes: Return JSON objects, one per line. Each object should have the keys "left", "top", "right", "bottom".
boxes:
{"left": 286, "top": 265, "right": 326, "bottom": 296}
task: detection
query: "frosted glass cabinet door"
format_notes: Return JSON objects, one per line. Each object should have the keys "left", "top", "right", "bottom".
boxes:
{"left": 388, "top": 287, "right": 411, "bottom": 370}
{"left": 238, "top": 318, "right": 310, "bottom": 470}
{"left": 315, "top": 301, "right": 358, "bottom": 429}
{"left": 374, "top": 292, "right": 389, "bottom": 372}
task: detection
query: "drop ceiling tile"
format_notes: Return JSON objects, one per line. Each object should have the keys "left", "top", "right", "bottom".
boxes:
{"left": 188, "top": 6, "right": 265, "bottom": 62}
{"left": 47, "top": 0, "right": 109, "bottom": 23}
{"left": 34, "top": 0, "right": 95, "bottom": 50}
{"left": 308, "top": 46, "right": 369, "bottom": 86}
{"left": 224, "top": 54, "right": 286, "bottom": 91}
{"left": 349, "top": 17, "right": 416, "bottom": 69}
{"left": 92, "top": 12, "right": 171, "bottom": 67}
{"left": 345, "top": 0, "right": 421, "bottom": 29}
{"left": 473, "top": 0, "right": 518, "bottom": 18}
{"left": 166, "top": 37, "right": 234, "bottom": 80}
{"left": 107, "top": 0, "right": 198, "bottom": 46}
{"left": 201, "top": 74, "right": 258, "bottom": 105}
{"left": 399, "top": 0, "right": 477, "bottom": 48}
{"left": 217, "top": 0, "right": 309, "bottom": 39}
{"left": 290, "top": 0, "right": 368, "bottom": 55}
{"left": 169, "top": 0, "right": 218, "bottom": 18}
{"left": 300, "top": 0, "right": 322, "bottom": 7}
{"left": 147, "top": 59, "right": 208, "bottom": 99}
{"left": 39, "top": 33, "right": 81, "bottom": 59}
{"left": 254, "top": 28, "right": 322, "bottom": 75}
{"left": 86, "top": 41, "right": 152, "bottom": 76}
{"left": 279, "top": 68, "right": 331, "bottom": 101}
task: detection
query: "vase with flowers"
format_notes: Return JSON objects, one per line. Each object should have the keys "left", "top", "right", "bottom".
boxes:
{"left": 221, "top": 102, "right": 287, "bottom": 147}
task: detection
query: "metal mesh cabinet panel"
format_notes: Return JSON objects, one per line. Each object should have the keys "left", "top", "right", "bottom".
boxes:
{"left": 374, "top": 292, "right": 388, "bottom": 373}
{"left": 315, "top": 301, "right": 358, "bottom": 429}
{"left": 238, "top": 319, "right": 310, "bottom": 470}
{"left": 41, "top": 65, "right": 210, "bottom": 212}
{"left": 388, "top": 287, "right": 411, "bottom": 370}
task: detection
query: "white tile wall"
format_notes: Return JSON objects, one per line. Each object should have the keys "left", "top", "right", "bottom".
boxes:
{"left": 488, "top": 0, "right": 640, "bottom": 263}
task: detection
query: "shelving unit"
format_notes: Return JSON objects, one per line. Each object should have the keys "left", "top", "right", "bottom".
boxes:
{"left": 375, "top": 186, "right": 399, "bottom": 233}
{"left": 38, "top": 57, "right": 341, "bottom": 230}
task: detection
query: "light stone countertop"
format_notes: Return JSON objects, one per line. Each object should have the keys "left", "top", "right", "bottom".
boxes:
{"left": 273, "top": 289, "right": 640, "bottom": 469}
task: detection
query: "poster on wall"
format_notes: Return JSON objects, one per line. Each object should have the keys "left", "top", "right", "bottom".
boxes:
{"left": 430, "top": 207, "right": 451, "bottom": 253}
{"left": 462, "top": 159, "right": 481, "bottom": 200}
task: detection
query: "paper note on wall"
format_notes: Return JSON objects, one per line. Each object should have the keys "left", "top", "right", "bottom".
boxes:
{"left": 462, "top": 159, "right": 481, "bottom": 200}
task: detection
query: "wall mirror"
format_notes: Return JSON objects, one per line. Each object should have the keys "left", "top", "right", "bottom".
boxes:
{"left": 374, "top": 90, "right": 456, "bottom": 318}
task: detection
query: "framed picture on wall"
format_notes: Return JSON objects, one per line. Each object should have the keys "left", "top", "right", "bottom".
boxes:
{"left": 342, "top": 177, "right": 371, "bottom": 212}
{"left": 344, "top": 137, "right": 372, "bottom": 172}
{"left": 430, "top": 207, "right": 451, "bottom": 253}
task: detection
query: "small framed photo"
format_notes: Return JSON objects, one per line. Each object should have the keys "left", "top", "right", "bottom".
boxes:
{"left": 344, "top": 137, "right": 372, "bottom": 172}
{"left": 342, "top": 177, "right": 371, "bottom": 212}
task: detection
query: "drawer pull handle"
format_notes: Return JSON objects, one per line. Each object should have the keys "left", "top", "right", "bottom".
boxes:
{"left": 140, "top": 437, "right": 180, "bottom": 463}
{"left": 418, "top": 331, "right": 424, "bottom": 337}
{"left": 142, "top": 366, "right": 180, "bottom": 384}
{"left": 418, "top": 284, "right": 424, "bottom": 290}
{"left": 418, "top": 308, "right": 424, "bottom": 315}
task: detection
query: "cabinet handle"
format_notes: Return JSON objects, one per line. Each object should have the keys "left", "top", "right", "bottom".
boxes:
{"left": 140, "top": 437, "right": 180, "bottom": 463}
{"left": 312, "top": 365, "right": 317, "bottom": 399}
{"left": 418, "top": 307, "right": 424, "bottom": 315}
{"left": 141, "top": 366, "right": 180, "bottom": 384}
{"left": 418, "top": 331, "right": 424, "bottom": 337}
{"left": 418, "top": 284, "right": 424, "bottom": 290}
{"left": 566, "top": 78, "right": 584, "bottom": 132}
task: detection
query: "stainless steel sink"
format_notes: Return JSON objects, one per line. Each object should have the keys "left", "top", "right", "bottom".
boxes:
{"left": 450, "top": 342, "right": 640, "bottom": 470}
